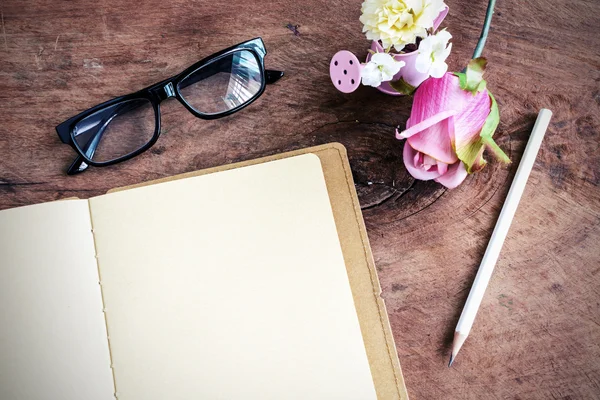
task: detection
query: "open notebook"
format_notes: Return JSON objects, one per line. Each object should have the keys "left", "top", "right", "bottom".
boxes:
{"left": 0, "top": 144, "right": 408, "bottom": 400}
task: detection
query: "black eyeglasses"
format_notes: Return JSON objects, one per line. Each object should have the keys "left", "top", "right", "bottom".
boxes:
{"left": 56, "top": 38, "right": 283, "bottom": 175}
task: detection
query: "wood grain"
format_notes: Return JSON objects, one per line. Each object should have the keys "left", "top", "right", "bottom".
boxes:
{"left": 0, "top": 0, "right": 599, "bottom": 398}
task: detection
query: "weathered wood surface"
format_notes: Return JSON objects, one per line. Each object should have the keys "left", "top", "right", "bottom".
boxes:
{"left": 0, "top": 0, "right": 598, "bottom": 398}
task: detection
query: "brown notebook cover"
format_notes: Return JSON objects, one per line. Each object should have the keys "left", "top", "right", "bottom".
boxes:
{"left": 110, "top": 143, "right": 408, "bottom": 399}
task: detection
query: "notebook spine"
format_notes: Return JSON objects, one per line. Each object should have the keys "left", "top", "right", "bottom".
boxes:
{"left": 88, "top": 201, "right": 119, "bottom": 400}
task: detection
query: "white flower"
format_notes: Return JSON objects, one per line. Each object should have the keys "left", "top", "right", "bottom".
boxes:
{"left": 415, "top": 29, "right": 452, "bottom": 78}
{"left": 360, "top": 0, "right": 447, "bottom": 51}
{"left": 361, "top": 52, "right": 406, "bottom": 87}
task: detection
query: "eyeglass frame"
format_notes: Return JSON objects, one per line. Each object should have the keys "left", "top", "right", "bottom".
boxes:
{"left": 56, "top": 37, "right": 283, "bottom": 175}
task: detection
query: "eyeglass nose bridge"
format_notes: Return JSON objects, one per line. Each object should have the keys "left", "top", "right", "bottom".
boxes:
{"left": 151, "top": 81, "right": 176, "bottom": 102}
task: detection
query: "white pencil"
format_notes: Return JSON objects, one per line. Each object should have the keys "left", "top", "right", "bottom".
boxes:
{"left": 449, "top": 109, "right": 553, "bottom": 367}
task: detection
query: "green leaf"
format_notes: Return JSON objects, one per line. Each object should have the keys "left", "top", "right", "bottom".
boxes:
{"left": 480, "top": 93, "right": 510, "bottom": 163}
{"left": 389, "top": 77, "right": 417, "bottom": 96}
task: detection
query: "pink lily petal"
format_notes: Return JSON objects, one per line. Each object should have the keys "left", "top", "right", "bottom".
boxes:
{"left": 423, "top": 154, "right": 437, "bottom": 169}
{"left": 452, "top": 90, "right": 491, "bottom": 154}
{"left": 396, "top": 110, "right": 457, "bottom": 139}
{"left": 407, "top": 115, "right": 458, "bottom": 164}
{"left": 434, "top": 161, "right": 468, "bottom": 189}
{"left": 437, "top": 160, "right": 448, "bottom": 175}
{"left": 403, "top": 142, "right": 442, "bottom": 180}
{"left": 413, "top": 150, "right": 422, "bottom": 167}
{"left": 408, "top": 75, "right": 467, "bottom": 127}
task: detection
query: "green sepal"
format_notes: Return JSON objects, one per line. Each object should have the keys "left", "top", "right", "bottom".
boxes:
{"left": 454, "top": 57, "right": 488, "bottom": 95}
{"left": 480, "top": 93, "right": 510, "bottom": 163}
{"left": 454, "top": 71, "right": 467, "bottom": 89}
{"left": 455, "top": 136, "right": 486, "bottom": 174}
{"left": 467, "top": 57, "right": 487, "bottom": 93}
{"left": 389, "top": 77, "right": 417, "bottom": 96}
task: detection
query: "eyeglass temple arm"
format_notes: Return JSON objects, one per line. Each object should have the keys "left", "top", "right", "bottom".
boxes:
{"left": 68, "top": 125, "right": 106, "bottom": 174}
{"left": 67, "top": 129, "right": 105, "bottom": 174}
{"left": 67, "top": 155, "right": 88, "bottom": 175}
{"left": 265, "top": 70, "right": 284, "bottom": 84}
{"left": 67, "top": 131, "right": 104, "bottom": 174}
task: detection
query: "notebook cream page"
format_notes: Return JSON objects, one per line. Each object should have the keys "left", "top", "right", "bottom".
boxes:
{"left": 0, "top": 200, "right": 115, "bottom": 400}
{"left": 89, "top": 154, "right": 377, "bottom": 400}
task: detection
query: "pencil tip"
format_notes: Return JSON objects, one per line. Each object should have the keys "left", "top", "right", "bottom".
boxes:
{"left": 448, "top": 354, "right": 454, "bottom": 367}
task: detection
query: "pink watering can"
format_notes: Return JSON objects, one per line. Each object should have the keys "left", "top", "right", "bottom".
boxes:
{"left": 330, "top": 6, "right": 448, "bottom": 96}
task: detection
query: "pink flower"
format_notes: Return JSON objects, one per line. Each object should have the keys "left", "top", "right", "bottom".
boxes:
{"left": 402, "top": 141, "right": 469, "bottom": 189}
{"left": 396, "top": 63, "right": 509, "bottom": 189}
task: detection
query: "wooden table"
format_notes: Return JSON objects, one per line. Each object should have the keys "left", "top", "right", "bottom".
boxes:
{"left": 1, "top": 0, "right": 598, "bottom": 398}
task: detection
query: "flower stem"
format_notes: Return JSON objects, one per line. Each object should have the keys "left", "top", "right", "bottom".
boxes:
{"left": 472, "top": 0, "right": 496, "bottom": 59}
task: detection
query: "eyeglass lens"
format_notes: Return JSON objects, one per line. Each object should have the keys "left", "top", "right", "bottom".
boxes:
{"left": 178, "top": 49, "right": 262, "bottom": 114}
{"left": 72, "top": 98, "right": 155, "bottom": 163}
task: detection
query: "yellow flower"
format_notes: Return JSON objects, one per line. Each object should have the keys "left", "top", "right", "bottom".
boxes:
{"left": 360, "top": 0, "right": 447, "bottom": 51}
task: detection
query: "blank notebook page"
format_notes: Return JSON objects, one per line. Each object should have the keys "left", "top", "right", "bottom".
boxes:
{"left": 0, "top": 200, "right": 115, "bottom": 400}
{"left": 89, "top": 154, "right": 377, "bottom": 400}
